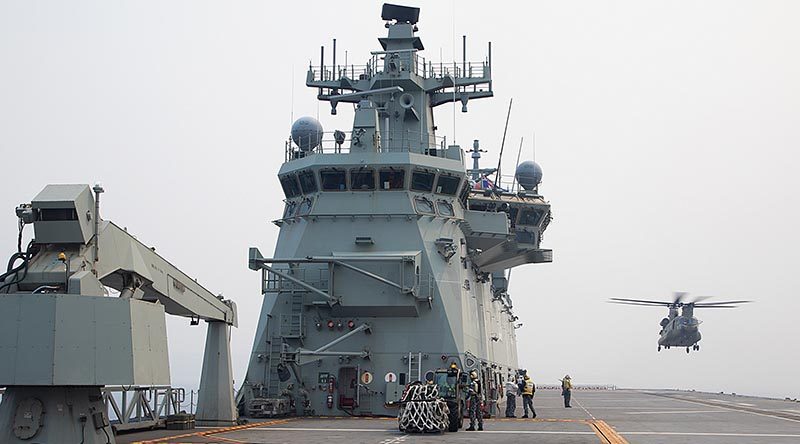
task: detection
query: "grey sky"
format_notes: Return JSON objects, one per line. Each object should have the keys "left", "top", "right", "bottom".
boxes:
{"left": 1, "top": 1, "right": 798, "bottom": 399}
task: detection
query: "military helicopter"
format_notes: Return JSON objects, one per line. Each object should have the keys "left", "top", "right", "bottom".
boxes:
{"left": 610, "top": 292, "right": 751, "bottom": 353}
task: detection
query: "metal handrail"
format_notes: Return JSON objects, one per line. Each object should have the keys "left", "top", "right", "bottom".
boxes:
{"left": 308, "top": 58, "right": 489, "bottom": 82}
{"left": 284, "top": 130, "right": 449, "bottom": 161}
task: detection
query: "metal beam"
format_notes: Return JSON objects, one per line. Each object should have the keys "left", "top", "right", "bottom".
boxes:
{"left": 250, "top": 249, "right": 415, "bottom": 296}
{"left": 310, "top": 323, "right": 371, "bottom": 354}
{"left": 329, "top": 86, "right": 404, "bottom": 103}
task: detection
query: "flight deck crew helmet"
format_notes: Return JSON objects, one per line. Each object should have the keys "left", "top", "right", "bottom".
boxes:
{"left": 469, "top": 371, "right": 478, "bottom": 380}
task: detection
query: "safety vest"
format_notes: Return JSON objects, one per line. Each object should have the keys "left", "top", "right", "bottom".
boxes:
{"left": 562, "top": 379, "right": 572, "bottom": 390}
{"left": 523, "top": 379, "right": 534, "bottom": 395}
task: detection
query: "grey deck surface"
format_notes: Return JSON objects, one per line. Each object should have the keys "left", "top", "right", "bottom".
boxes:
{"left": 116, "top": 389, "right": 800, "bottom": 444}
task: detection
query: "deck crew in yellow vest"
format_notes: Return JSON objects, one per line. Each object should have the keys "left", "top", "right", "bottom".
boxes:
{"left": 521, "top": 374, "right": 536, "bottom": 418}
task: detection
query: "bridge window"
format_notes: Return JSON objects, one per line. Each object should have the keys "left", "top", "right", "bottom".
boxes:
{"left": 436, "top": 200, "right": 455, "bottom": 217}
{"left": 320, "top": 169, "right": 347, "bottom": 191}
{"left": 519, "top": 208, "right": 545, "bottom": 226}
{"left": 298, "top": 170, "right": 318, "bottom": 193}
{"left": 411, "top": 170, "right": 435, "bottom": 192}
{"left": 283, "top": 201, "right": 297, "bottom": 218}
{"left": 435, "top": 174, "right": 461, "bottom": 195}
{"left": 414, "top": 197, "right": 435, "bottom": 215}
{"left": 379, "top": 168, "right": 406, "bottom": 190}
{"left": 280, "top": 174, "right": 301, "bottom": 198}
{"left": 298, "top": 197, "right": 314, "bottom": 216}
{"left": 350, "top": 168, "right": 376, "bottom": 191}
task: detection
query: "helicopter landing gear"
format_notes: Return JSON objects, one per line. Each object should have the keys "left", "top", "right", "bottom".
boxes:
{"left": 658, "top": 345, "right": 661, "bottom": 352}
{"left": 686, "top": 347, "right": 690, "bottom": 353}
{"left": 693, "top": 344, "right": 699, "bottom": 351}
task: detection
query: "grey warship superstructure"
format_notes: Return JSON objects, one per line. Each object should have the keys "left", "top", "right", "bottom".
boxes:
{"left": 239, "top": 4, "right": 553, "bottom": 418}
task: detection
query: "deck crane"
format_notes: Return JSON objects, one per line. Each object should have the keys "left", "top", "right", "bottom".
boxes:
{"left": 0, "top": 184, "right": 238, "bottom": 444}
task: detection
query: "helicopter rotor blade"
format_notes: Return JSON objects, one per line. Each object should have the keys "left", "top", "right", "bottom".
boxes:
{"left": 609, "top": 298, "right": 673, "bottom": 306}
{"left": 608, "top": 300, "right": 670, "bottom": 307}
{"left": 690, "top": 295, "right": 713, "bottom": 303}
{"left": 694, "top": 300, "right": 752, "bottom": 306}
{"left": 673, "top": 291, "right": 688, "bottom": 304}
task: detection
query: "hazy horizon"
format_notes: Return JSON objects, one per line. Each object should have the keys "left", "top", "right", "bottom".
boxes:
{"left": 1, "top": 1, "right": 798, "bottom": 401}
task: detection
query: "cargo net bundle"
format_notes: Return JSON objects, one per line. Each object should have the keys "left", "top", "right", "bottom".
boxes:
{"left": 397, "top": 382, "right": 450, "bottom": 433}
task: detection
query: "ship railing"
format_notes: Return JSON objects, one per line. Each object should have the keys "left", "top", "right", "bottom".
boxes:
{"left": 308, "top": 55, "right": 490, "bottom": 83}
{"left": 309, "top": 64, "right": 374, "bottom": 82}
{"left": 263, "top": 265, "right": 330, "bottom": 294}
{"left": 104, "top": 385, "right": 185, "bottom": 432}
{"left": 284, "top": 130, "right": 450, "bottom": 161}
{"left": 427, "top": 60, "right": 489, "bottom": 79}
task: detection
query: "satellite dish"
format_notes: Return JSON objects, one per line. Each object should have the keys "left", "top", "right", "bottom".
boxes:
{"left": 515, "top": 161, "right": 543, "bottom": 191}
{"left": 291, "top": 116, "right": 324, "bottom": 151}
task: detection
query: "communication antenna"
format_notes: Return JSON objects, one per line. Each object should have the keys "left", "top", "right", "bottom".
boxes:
{"left": 290, "top": 65, "right": 295, "bottom": 124}
{"left": 451, "top": 2, "right": 457, "bottom": 142}
{"left": 493, "top": 98, "right": 513, "bottom": 189}
{"left": 511, "top": 137, "right": 524, "bottom": 192}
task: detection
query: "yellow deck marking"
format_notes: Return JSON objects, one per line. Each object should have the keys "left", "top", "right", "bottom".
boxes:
{"left": 591, "top": 419, "right": 629, "bottom": 444}
{"left": 132, "top": 418, "right": 293, "bottom": 444}
{"left": 133, "top": 416, "right": 627, "bottom": 444}
{"left": 207, "top": 436, "right": 247, "bottom": 443}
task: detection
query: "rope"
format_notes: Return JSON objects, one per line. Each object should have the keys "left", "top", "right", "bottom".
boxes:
{"left": 397, "top": 382, "right": 450, "bottom": 433}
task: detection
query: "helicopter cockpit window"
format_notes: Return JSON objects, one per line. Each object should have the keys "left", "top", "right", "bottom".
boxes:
{"left": 350, "top": 168, "right": 376, "bottom": 191}
{"left": 280, "top": 174, "right": 301, "bottom": 198}
{"left": 320, "top": 169, "right": 347, "bottom": 191}
{"left": 379, "top": 168, "right": 405, "bottom": 190}
{"left": 518, "top": 208, "right": 545, "bottom": 226}
{"left": 298, "top": 170, "right": 318, "bottom": 194}
{"left": 435, "top": 174, "right": 461, "bottom": 195}
{"left": 411, "top": 170, "right": 435, "bottom": 192}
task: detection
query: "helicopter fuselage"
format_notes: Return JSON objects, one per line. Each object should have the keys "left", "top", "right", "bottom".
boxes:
{"left": 658, "top": 314, "right": 701, "bottom": 347}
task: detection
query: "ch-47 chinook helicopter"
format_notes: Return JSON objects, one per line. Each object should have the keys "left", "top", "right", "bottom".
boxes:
{"left": 610, "top": 293, "right": 751, "bottom": 353}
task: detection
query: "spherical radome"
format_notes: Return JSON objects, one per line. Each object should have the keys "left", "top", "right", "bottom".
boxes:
{"left": 291, "top": 116, "right": 324, "bottom": 151}
{"left": 515, "top": 161, "right": 543, "bottom": 191}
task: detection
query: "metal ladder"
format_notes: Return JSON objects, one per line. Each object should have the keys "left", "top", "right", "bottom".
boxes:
{"left": 279, "top": 293, "right": 304, "bottom": 339}
{"left": 266, "top": 338, "right": 283, "bottom": 395}
{"left": 407, "top": 352, "right": 422, "bottom": 382}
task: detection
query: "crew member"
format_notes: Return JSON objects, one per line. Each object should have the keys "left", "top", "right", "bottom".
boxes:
{"left": 504, "top": 376, "right": 519, "bottom": 418}
{"left": 466, "top": 371, "right": 484, "bottom": 431}
{"left": 521, "top": 374, "right": 536, "bottom": 418}
{"left": 561, "top": 375, "right": 573, "bottom": 408}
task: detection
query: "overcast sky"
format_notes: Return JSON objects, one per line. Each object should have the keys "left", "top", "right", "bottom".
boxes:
{"left": 1, "top": 1, "right": 798, "bottom": 399}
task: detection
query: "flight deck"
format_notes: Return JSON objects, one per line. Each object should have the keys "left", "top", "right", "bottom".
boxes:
{"left": 117, "top": 389, "right": 800, "bottom": 444}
